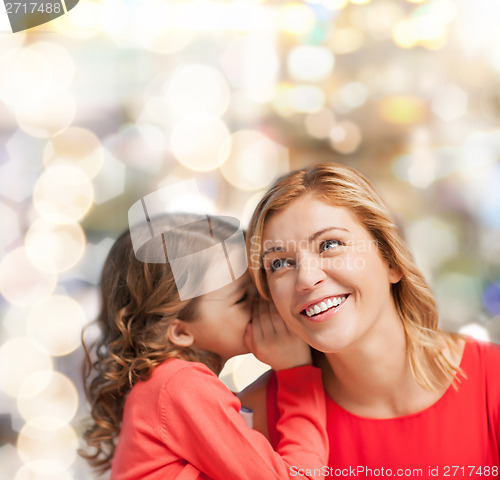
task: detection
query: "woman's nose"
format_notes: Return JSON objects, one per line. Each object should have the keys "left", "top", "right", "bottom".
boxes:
{"left": 295, "top": 255, "right": 325, "bottom": 291}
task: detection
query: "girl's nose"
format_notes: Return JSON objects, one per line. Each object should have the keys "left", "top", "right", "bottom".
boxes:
{"left": 295, "top": 255, "right": 326, "bottom": 291}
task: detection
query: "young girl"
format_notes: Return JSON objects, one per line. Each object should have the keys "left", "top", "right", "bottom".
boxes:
{"left": 80, "top": 213, "right": 328, "bottom": 479}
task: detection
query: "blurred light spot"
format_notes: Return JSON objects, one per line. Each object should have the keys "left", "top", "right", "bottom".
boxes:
{"left": 171, "top": 114, "right": 231, "bottom": 172}
{"left": 350, "top": 0, "right": 371, "bottom": 4}
{"left": 461, "top": 163, "right": 500, "bottom": 228}
{"left": 33, "top": 165, "right": 94, "bottom": 224}
{"left": 69, "top": 236, "right": 117, "bottom": 285}
{"left": 137, "top": 94, "right": 176, "bottom": 131}
{"left": 483, "top": 241, "right": 500, "bottom": 285}
{"left": 337, "top": 82, "right": 369, "bottom": 110}
{"left": 2, "top": 306, "right": 29, "bottom": 338}
{"left": 220, "top": 35, "right": 279, "bottom": 93}
{"left": 393, "top": 19, "right": 419, "bottom": 48}
{"left": 43, "top": 127, "right": 104, "bottom": 180}
{"left": 15, "top": 462, "right": 73, "bottom": 480}
{"left": 27, "top": 295, "right": 87, "bottom": 356}
{"left": 393, "top": 6, "right": 449, "bottom": 49}
{"left": 458, "top": 323, "right": 490, "bottom": 342}
{"left": 17, "top": 418, "right": 77, "bottom": 468}
{"left": 394, "top": 128, "right": 435, "bottom": 188}
{"left": 130, "top": 0, "right": 193, "bottom": 54}
{"left": 394, "top": 143, "right": 459, "bottom": 188}
{"left": 17, "top": 371, "right": 78, "bottom": 424}
{"left": 329, "top": 121, "right": 362, "bottom": 154}
{"left": 407, "top": 217, "right": 458, "bottom": 268}
{"left": 287, "top": 46, "right": 334, "bottom": 82}
{"left": 230, "top": 91, "right": 268, "bottom": 123}
{"left": 16, "top": 89, "right": 76, "bottom": 139}
{"left": 431, "top": 84, "right": 468, "bottom": 121}
{"left": 25, "top": 219, "right": 86, "bottom": 274}
{"left": 105, "top": 124, "right": 165, "bottom": 173}
{"left": 176, "top": 1, "right": 273, "bottom": 31}
{"left": 155, "top": 178, "right": 217, "bottom": 215}
{"left": 0, "top": 337, "right": 53, "bottom": 397}
{"left": 435, "top": 273, "right": 483, "bottom": 326}
{"left": 305, "top": 108, "right": 336, "bottom": 139}
{"left": 327, "top": 27, "right": 364, "bottom": 54}
{"left": 53, "top": 0, "right": 101, "bottom": 39}
{"left": 288, "top": 85, "right": 325, "bottom": 113}
{"left": 98, "top": 0, "right": 130, "bottom": 43}
{"left": 221, "top": 130, "right": 289, "bottom": 190}
{"left": 242, "top": 190, "right": 267, "bottom": 228}
{"left": 0, "top": 201, "right": 20, "bottom": 250}
{"left": 3, "top": 130, "right": 45, "bottom": 202}
{"left": 311, "top": 0, "right": 347, "bottom": 8}
{"left": 377, "top": 96, "right": 426, "bottom": 124}
{"left": 0, "top": 48, "right": 52, "bottom": 113}
{"left": 92, "top": 149, "right": 127, "bottom": 204}
{"left": 363, "top": 2, "right": 404, "bottom": 37}
{"left": 0, "top": 248, "right": 57, "bottom": 307}
{"left": 278, "top": 3, "right": 316, "bottom": 35}
{"left": 461, "top": 131, "right": 500, "bottom": 171}
{"left": 0, "top": 25, "right": 25, "bottom": 58}
{"left": 29, "top": 42, "right": 75, "bottom": 91}
{"left": 165, "top": 65, "right": 230, "bottom": 118}
{"left": 483, "top": 283, "right": 500, "bottom": 316}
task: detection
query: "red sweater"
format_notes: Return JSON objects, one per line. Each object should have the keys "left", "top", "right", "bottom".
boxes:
{"left": 111, "top": 359, "right": 328, "bottom": 479}
{"left": 267, "top": 338, "right": 500, "bottom": 479}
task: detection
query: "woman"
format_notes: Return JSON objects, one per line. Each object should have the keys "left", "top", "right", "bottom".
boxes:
{"left": 241, "top": 163, "right": 500, "bottom": 476}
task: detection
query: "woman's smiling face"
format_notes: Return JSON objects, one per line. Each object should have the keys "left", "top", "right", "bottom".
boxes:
{"left": 261, "top": 193, "right": 402, "bottom": 354}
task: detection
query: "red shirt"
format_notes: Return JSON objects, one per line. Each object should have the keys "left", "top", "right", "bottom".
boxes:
{"left": 111, "top": 359, "right": 328, "bottom": 479}
{"left": 267, "top": 338, "right": 500, "bottom": 479}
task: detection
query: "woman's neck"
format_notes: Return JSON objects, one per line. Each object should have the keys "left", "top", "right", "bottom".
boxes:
{"left": 319, "top": 318, "right": 457, "bottom": 419}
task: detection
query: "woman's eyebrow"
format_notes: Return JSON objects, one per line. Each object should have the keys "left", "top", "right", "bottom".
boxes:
{"left": 308, "top": 226, "right": 350, "bottom": 242}
{"left": 261, "top": 245, "right": 285, "bottom": 260}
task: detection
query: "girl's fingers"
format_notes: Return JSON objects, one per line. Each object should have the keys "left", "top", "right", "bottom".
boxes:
{"left": 267, "top": 303, "right": 288, "bottom": 335}
{"left": 258, "top": 298, "right": 276, "bottom": 337}
{"left": 251, "top": 298, "right": 264, "bottom": 342}
{"left": 243, "top": 320, "right": 253, "bottom": 350}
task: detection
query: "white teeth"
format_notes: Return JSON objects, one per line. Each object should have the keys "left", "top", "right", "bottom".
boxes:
{"left": 304, "top": 295, "right": 348, "bottom": 317}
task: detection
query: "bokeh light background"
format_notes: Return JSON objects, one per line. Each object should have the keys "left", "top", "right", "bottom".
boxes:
{"left": 1, "top": 0, "right": 500, "bottom": 478}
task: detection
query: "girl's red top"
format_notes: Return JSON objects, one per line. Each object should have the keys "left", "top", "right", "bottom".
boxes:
{"left": 111, "top": 359, "right": 328, "bottom": 479}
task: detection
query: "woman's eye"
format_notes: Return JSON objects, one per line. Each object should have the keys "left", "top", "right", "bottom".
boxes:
{"left": 270, "top": 257, "right": 292, "bottom": 272}
{"left": 320, "top": 239, "right": 341, "bottom": 252}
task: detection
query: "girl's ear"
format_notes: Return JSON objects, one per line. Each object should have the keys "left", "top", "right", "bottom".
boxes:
{"left": 167, "top": 319, "right": 195, "bottom": 347}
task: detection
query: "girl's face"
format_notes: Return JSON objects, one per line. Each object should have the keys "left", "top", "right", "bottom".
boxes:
{"left": 189, "top": 272, "right": 253, "bottom": 363}
{"left": 261, "top": 193, "right": 402, "bottom": 354}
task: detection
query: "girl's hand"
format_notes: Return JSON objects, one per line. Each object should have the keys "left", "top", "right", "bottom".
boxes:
{"left": 244, "top": 298, "right": 312, "bottom": 371}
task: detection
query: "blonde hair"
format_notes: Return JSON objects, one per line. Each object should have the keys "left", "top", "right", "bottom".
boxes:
{"left": 80, "top": 214, "right": 236, "bottom": 474}
{"left": 247, "top": 163, "right": 463, "bottom": 392}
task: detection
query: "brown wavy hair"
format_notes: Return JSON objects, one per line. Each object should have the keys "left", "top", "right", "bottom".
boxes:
{"left": 80, "top": 214, "right": 235, "bottom": 474}
{"left": 247, "top": 163, "right": 464, "bottom": 392}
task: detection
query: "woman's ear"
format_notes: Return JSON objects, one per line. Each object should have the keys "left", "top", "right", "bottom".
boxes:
{"left": 388, "top": 265, "right": 403, "bottom": 284}
{"left": 167, "top": 319, "right": 195, "bottom": 347}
